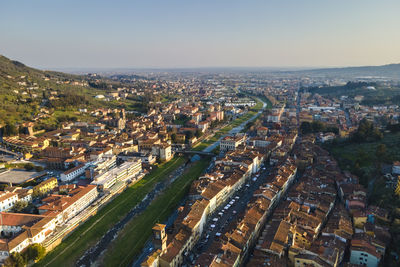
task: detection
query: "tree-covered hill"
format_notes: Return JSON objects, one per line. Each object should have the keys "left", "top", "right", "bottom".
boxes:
{"left": 302, "top": 81, "right": 400, "bottom": 106}
{"left": 0, "top": 54, "right": 126, "bottom": 130}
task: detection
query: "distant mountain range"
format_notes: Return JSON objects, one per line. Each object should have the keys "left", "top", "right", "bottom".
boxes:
{"left": 281, "top": 63, "right": 400, "bottom": 80}
{"left": 1, "top": 53, "right": 399, "bottom": 80}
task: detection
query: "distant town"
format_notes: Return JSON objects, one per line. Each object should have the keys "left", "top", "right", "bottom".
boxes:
{"left": 0, "top": 55, "right": 400, "bottom": 267}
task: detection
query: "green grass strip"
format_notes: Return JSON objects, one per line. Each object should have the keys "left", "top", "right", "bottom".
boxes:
{"left": 102, "top": 158, "right": 211, "bottom": 267}
{"left": 36, "top": 157, "right": 186, "bottom": 267}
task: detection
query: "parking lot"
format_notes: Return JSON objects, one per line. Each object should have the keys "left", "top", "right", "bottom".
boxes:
{"left": 183, "top": 164, "right": 271, "bottom": 265}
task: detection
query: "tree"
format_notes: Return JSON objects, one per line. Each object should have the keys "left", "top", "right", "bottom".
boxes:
{"left": 3, "top": 123, "right": 18, "bottom": 136}
{"left": 300, "top": 122, "right": 312, "bottom": 134}
{"left": 27, "top": 244, "right": 46, "bottom": 262}
{"left": 326, "top": 126, "right": 339, "bottom": 135}
{"left": 24, "top": 163, "right": 35, "bottom": 171}
{"left": 34, "top": 165, "right": 44, "bottom": 172}
{"left": 352, "top": 118, "right": 383, "bottom": 142}
{"left": 0, "top": 184, "right": 8, "bottom": 191}
{"left": 355, "top": 149, "right": 369, "bottom": 167}
{"left": 12, "top": 200, "right": 28, "bottom": 213}
{"left": 6, "top": 252, "right": 26, "bottom": 267}
{"left": 195, "top": 129, "right": 203, "bottom": 138}
{"left": 3, "top": 256, "right": 15, "bottom": 267}
{"left": 185, "top": 131, "right": 194, "bottom": 140}
{"left": 171, "top": 133, "right": 177, "bottom": 143}
{"left": 375, "top": 144, "right": 387, "bottom": 162}
{"left": 311, "top": 121, "right": 324, "bottom": 132}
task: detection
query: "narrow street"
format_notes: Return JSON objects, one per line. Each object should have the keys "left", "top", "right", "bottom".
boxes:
{"left": 131, "top": 98, "right": 267, "bottom": 266}
{"left": 183, "top": 165, "right": 271, "bottom": 265}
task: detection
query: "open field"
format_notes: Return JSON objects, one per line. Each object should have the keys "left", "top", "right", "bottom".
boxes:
{"left": 36, "top": 157, "right": 186, "bottom": 267}
{"left": 102, "top": 158, "right": 211, "bottom": 267}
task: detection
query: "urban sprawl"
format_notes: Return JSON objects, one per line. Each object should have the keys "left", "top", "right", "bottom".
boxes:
{"left": 0, "top": 72, "right": 399, "bottom": 267}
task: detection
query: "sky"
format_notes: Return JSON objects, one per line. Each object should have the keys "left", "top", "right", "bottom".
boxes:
{"left": 1, "top": 0, "right": 400, "bottom": 69}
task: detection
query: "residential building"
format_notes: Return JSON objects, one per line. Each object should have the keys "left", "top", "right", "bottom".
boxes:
{"left": 350, "top": 239, "right": 381, "bottom": 267}
{"left": 33, "top": 177, "right": 58, "bottom": 196}
{"left": 0, "top": 192, "right": 18, "bottom": 212}
{"left": 60, "top": 163, "right": 87, "bottom": 182}
{"left": 220, "top": 135, "right": 245, "bottom": 152}
{"left": 38, "top": 185, "right": 98, "bottom": 223}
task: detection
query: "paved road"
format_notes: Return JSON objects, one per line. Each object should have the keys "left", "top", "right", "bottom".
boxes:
{"left": 0, "top": 146, "right": 21, "bottom": 158}
{"left": 130, "top": 98, "right": 267, "bottom": 266}
{"left": 182, "top": 165, "right": 271, "bottom": 265}
{"left": 203, "top": 99, "right": 267, "bottom": 153}
{"left": 76, "top": 162, "right": 188, "bottom": 267}
{"left": 343, "top": 108, "right": 353, "bottom": 128}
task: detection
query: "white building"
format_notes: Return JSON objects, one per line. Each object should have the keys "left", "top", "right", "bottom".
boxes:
{"left": 392, "top": 161, "right": 400, "bottom": 175}
{"left": 152, "top": 144, "right": 173, "bottom": 162}
{"left": 220, "top": 135, "right": 245, "bottom": 152}
{"left": 38, "top": 185, "right": 99, "bottom": 223}
{"left": 0, "top": 192, "right": 18, "bottom": 212}
{"left": 60, "top": 163, "right": 87, "bottom": 182}
{"left": 91, "top": 159, "right": 142, "bottom": 190}
{"left": 0, "top": 212, "right": 58, "bottom": 260}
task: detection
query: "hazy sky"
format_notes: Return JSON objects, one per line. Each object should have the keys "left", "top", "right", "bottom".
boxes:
{"left": 1, "top": 0, "right": 400, "bottom": 69}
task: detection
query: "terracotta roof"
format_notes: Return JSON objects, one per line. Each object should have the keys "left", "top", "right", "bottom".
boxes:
{"left": 0, "top": 212, "right": 46, "bottom": 227}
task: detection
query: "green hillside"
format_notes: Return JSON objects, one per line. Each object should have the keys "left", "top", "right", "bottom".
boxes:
{"left": 303, "top": 81, "right": 400, "bottom": 106}
{"left": 0, "top": 55, "right": 126, "bottom": 132}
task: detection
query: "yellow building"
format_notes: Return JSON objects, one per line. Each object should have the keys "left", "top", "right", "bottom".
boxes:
{"left": 292, "top": 226, "right": 312, "bottom": 249}
{"left": 395, "top": 176, "right": 400, "bottom": 196}
{"left": 33, "top": 177, "right": 58, "bottom": 196}
{"left": 353, "top": 211, "right": 367, "bottom": 229}
{"left": 294, "top": 254, "right": 331, "bottom": 267}
{"left": 175, "top": 134, "right": 186, "bottom": 143}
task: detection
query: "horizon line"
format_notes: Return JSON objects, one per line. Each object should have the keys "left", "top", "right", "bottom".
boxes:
{"left": 41, "top": 62, "right": 399, "bottom": 73}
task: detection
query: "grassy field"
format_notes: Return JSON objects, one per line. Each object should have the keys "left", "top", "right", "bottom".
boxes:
{"left": 36, "top": 157, "right": 186, "bottom": 267}
{"left": 102, "top": 158, "right": 211, "bottom": 267}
